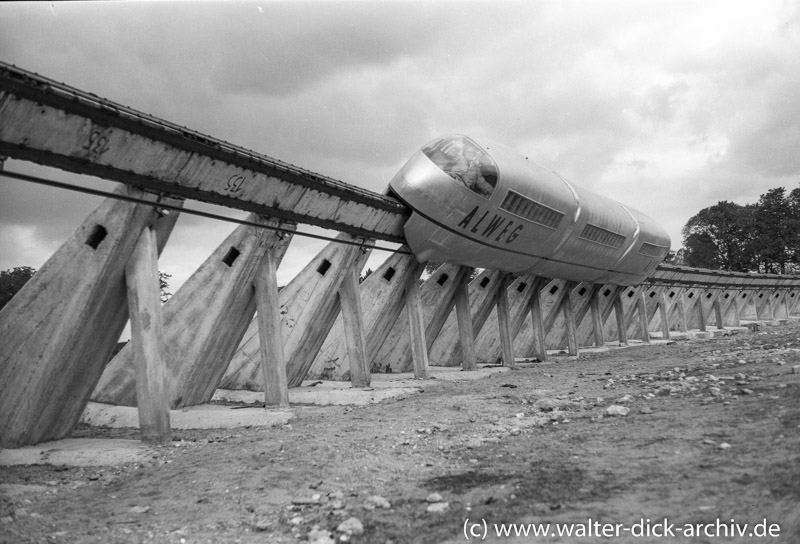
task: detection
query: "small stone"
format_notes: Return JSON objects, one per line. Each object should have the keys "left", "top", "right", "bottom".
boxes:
{"left": 793, "top": 365, "right": 800, "bottom": 374}
{"left": 427, "top": 502, "right": 449, "bottom": 513}
{"left": 509, "top": 428, "right": 521, "bottom": 436}
{"left": 426, "top": 493, "right": 443, "bottom": 503}
{"left": 740, "top": 388, "right": 754, "bottom": 395}
{"left": 337, "top": 517, "right": 364, "bottom": 536}
{"left": 328, "top": 490, "right": 345, "bottom": 500}
{"left": 128, "top": 506, "right": 151, "bottom": 514}
{"left": 290, "top": 516, "right": 304, "bottom": 525}
{"left": 605, "top": 405, "right": 630, "bottom": 417}
{"left": 0, "top": 516, "right": 12, "bottom": 524}
{"left": 364, "top": 495, "right": 391, "bottom": 509}
{"left": 639, "top": 406, "right": 653, "bottom": 414}
{"left": 719, "top": 442, "right": 732, "bottom": 450}
{"left": 292, "top": 496, "right": 321, "bottom": 505}
{"left": 307, "top": 528, "right": 335, "bottom": 544}
{"left": 618, "top": 394, "right": 634, "bottom": 403}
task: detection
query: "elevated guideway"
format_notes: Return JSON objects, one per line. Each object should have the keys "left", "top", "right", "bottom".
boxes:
{"left": 2, "top": 62, "right": 800, "bottom": 449}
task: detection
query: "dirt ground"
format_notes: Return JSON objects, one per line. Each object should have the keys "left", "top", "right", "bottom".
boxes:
{"left": 2, "top": 322, "right": 800, "bottom": 544}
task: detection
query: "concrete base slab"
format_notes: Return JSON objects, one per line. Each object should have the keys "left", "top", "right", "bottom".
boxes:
{"left": 215, "top": 365, "right": 511, "bottom": 406}
{"left": 0, "top": 438, "right": 150, "bottom": 467}
{"left": 81, "top": 402, "right": 294, "bottom": 430}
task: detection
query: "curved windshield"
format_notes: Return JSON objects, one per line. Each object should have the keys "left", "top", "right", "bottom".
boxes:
{"left": 422, "top": 136, "right": 498, "bottom": 198}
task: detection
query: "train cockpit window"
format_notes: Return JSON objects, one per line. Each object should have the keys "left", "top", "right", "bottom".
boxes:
{"left": 422, "top": 136, "right": 498, "bottom": 198}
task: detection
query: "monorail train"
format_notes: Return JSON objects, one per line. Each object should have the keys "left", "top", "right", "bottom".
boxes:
{"left": 388, "top": 135, "right": 671, "bottom": 286}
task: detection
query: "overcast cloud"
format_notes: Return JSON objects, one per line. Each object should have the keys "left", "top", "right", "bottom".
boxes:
{"left": 1, "top": 0, "right": 799, "bottom": 290}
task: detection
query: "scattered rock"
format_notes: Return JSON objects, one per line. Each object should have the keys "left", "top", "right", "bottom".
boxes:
{"left": 793, "top": 365, "right": 800, "bottom": 374}
{"left": 618, "top": 394, "right": 634, "bottom": 403}
{"left": 128, "top": 506, "right": 151, "bottom": 514}
{"left": 719, "top": 442, "right": 732, "bottom": 450}
{"left": 426, "top": 493, "right": 443, "bottom": 503}
{"left": 605, "top": 405, "right": 630, "bottom": 417}
{"left": 364, "top": 495, "right": 391, "bottom": 509}
{"left": 427, "top": 502, "right": 450, "bottom": 513}
{"left": 292, "top": 496, "right": 322, "bottom": 505}
{"left": 740, "top": 388, "right": 754, "bottom": 395}
{"left": 307, "top": 528, "right": 335, "bottom": 544}
{"left": 639, "top": 406, "right": 653, "bottom": 414}
{"left": 337, "top": 517, "right": 364, "bottom": 536}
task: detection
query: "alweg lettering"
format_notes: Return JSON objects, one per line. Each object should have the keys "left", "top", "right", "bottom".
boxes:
{"left": 457, "top": 205, "right": 523, "bottom": 244}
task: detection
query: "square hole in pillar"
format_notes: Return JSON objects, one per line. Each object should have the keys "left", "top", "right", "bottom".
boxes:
{"left": 85, "top": 224, "right": 107, "bottom": 250}
{"left": 480, "top": 277, "right": 491, "bottom": 289}
{"left": 383, "top": 267, "right": 396, "bottom": 282}
{"left": 517, "top": 282, "right": 527, "bottom": 293}
{"left": 436, "top": 274, "right": 449, "bottom": 286}
{"left": 223, "top": 247, "right": 241, "bottom": 267}
{"left": 317, "top": 259, "right": 332, "bottom": 276}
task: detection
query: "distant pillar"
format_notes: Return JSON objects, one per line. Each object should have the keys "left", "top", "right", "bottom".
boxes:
{"left": 694, "top": 291, "right": 707, "bottom": 331}
{"left": 675, "top": 289, "right": 689, "bottom": 332}
{"left": 657, "top": 290, "right": 671, "bottom": 340}
{"left": 496, "top": 273, "right": 516, "bottom": 368}
{"left": 405, "top": 267, "right": 430, "bottom": 379}
{"left": 453, "top": 267, "right": 477, "bottom": 371}
{"left": 636, "top": 289, "right": 651, "bottom": 344}
{"left": 588, "top": 284, "right": 606, "bottom": 347}
{"left": 256, "top": 248, "right": 289, "bottom": 408}
{"left": 613, "top": 288, "right": 629, "bottom": 346}
{"left": 561, "top": 281, "right": 579, "bottom": 355}
{"left": 126, "top": 226, "right": 171, "bottom": 443}
{"left": 528, "top": 277, "right": 548, "bottom": 361}
{"left": 712, "top": 291, "right": 725, "bottom": 330}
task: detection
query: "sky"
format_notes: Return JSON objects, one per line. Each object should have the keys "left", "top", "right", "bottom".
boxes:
{"left": 1, "top": 0, "right": 800, "bottom": 292}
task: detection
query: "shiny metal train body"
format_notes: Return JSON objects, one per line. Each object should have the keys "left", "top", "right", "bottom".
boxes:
{"left": 388, "top": 135, "right": 671, "bottom": 286}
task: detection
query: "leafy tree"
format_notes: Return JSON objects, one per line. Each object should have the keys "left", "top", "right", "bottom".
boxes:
{"left": 359, "top": 268, "right": 373, "bottom": 284}
{"left": 681, "top": 201, "right": 755, "bottom": 271}
{"left": 752, "top": 188, "right": 794, "bottom": 273}
{"left": 0, "top": 266, "right": 37, "bottom": 310}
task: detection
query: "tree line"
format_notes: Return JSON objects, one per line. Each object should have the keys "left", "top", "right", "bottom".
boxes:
{"left": 674, "top": 187, "right": 800, "bottom": 274}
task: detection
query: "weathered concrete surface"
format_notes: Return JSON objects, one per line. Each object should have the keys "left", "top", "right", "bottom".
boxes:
{"left": 80, "top": 403, "right": 293, "bottom": 430}
{"left": 0, "top": 439, "right": 151, "bottom": 467}
{"left": 0, "top": 187, "right": 180, "bottom": 448}
{"left": 93, "top": 215, "right": 294, "bottom": 409}
{"left": 306, "top": 249, "right": 422, "bottom": 381}
{"left": 222, "top": 234, "right": 371, "bottom": 390}
{"left": 215, "top": 365, "right": 510, "bottom": 406}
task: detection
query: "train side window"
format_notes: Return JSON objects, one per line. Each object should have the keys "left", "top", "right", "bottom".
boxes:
{"left": 422, "top": 136, "right": 498, "bottom": 198}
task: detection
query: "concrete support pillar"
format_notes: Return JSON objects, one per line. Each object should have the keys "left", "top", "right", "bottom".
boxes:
{"left": 561, "top": 281, "right": 579, "bottom": 355}
{"left": 674, "top": 289, "right": 688, "bottom": 332}
{"left": 712, "top": 291, "right": 725, "bottom": 330}
{"left": 256, "top": 248, "right": 289, "bottom": 408}
{"left": 496, "top": 273, "right": 516, "bottom": 368}
{"left": 405, "top": 269, "right": 430, "bottom": 379}
{"left": 453, "top": 267, "right": 477, "bottom": 371}
{"left": 222, "top": 233, "right": 370, "bottom": 391}
{"left": 636, "top": 289, "right": 651, "bottom": 344}
{"left": 528, "top": 277, "right": 548, "bottom": 361}
{"left": 613, "top": 288, "right": 629, "bottom": 346}
{"left": 426, "top": 269, "right": 503, "bottom": 367}
{"left": 725, "top": 291, "right": 742, "bottom": 327}
{"left": 657, "top": 290, "right": 671, "bottom": 340}
{"left": 126, "top": 226, "right": 171, "bottom": 444}
{"left": 95, "top": 215, "right": 294, "bottom": 407}
{"left": 372, "top": 263, "right": 468, "bottom": 374}
{"left": 0, "top": 186, "right": 180, "bottom": 448}
{"left": 339, "top": 260, "right": 370, "bottom": 387}
{"left": 307, "top": 249, "right": 423, "bottom": 380}
{"left": 691, "top": 291, "right": 707, "bottom": 331}
{"left": 588, "top": 284, "right": 606, "bottom": 347}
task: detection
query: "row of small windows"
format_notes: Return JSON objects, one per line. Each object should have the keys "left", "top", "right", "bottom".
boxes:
{"left": 500, "top": 190, "right": 564, "bottom": 229}
{"left": 579, "top": 223, "right": 626, "bottom": 249}
{"left": 638, "top": 242, "right": 669, "bottom": 258}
